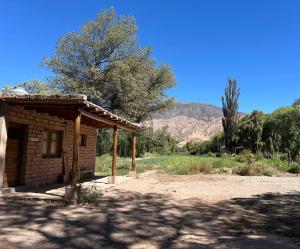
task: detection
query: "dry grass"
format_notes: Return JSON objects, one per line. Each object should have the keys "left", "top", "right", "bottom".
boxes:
{"left": 234, "top": 162, "right": 277, "bottom": 176}
{"left": 95, "top": 154, "right": 299, "bottom": 177}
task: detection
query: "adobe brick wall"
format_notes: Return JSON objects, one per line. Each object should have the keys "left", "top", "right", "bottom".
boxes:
{"left": 5, "top": 105, "right": 97, "bottom": 187}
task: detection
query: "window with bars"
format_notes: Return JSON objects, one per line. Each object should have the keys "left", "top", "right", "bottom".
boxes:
{"left": 42, "top": 130, "right": 63, "bottom": 158}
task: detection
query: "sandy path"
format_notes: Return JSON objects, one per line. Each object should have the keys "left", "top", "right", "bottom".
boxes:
{"left": 0, "top": 172, "right": 300, "bottom": 249}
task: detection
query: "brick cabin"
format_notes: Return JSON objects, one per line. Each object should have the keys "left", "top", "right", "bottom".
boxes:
{"left": 0, "top": 94, "right": 139, "bottom": 190}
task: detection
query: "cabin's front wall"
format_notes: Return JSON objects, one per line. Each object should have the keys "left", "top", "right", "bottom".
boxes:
{"left": 4, "top": 105, "right": 97, "bottom": 187}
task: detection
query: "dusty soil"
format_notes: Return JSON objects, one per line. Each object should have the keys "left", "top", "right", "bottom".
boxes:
{"left": 1, "top": 171, "right": 300, "bottom": 249}
{"left": 111, "top": 171, "right": 300, "bottom": 203}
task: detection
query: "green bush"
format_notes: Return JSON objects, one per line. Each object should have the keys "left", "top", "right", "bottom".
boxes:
{"left": 263, "top": 155, "right": 290, "bottom": 171}
{"left": 255, "top": 152, "right": 265, "bottom": 161}
{"left": 234, "top": 162, "right": 275, "bottom": 176}
{"left": 235, "top": 150, "right": 255, "bottom": 163}
{"left": 288, "top": 163, "right": 300, "bottom": 174}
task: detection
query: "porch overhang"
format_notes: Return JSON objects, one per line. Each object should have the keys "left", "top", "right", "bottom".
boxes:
{"left": 0, "top": 94, "right": 141, "bottom": 131}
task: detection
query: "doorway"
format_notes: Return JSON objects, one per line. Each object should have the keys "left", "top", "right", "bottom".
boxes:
{"left": 3, "top": 123, "right": 24, "bottom": 187}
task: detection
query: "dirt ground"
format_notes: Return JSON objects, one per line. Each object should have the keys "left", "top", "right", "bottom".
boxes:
{"left": 1, "top": 171, "right": 300, "bottom": 249}
{"left": 112, "top": 171, "right": 300, "bottom": 203}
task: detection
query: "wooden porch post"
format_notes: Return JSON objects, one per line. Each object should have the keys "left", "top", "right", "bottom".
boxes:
{"left": 131, "top": 131, "right": 136, "bottom": 171}
{"left": 66, "top": 111, "right": 81, "bottom": 202}
{"left": 71, "top": 112, "right": 81, "bottom": 187}
{"left": 0, "top": 116, "right": 7, "bottom": 189}
{"left": 0, "top": 103, "right": 7, "bottom": 189}
{"left": 111, "top": 126, "right": 118, "bottom": 184}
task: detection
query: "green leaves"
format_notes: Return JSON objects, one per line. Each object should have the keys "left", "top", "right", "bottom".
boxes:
{"left": 292, "top": 98, "right": 300, "bottom": 107}
{"left": 43, "top": 7, "right": 175, "bottom": 122}
{"left": 221, "top": 78, "right": 240, "bottom": 152}
{"left": 264, "top": 105, "right": 300, "bottom": 159}
{"left": 237, "top": 111, "right": 264, "bottom": 153}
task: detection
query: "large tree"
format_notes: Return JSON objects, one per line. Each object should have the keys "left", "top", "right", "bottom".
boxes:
{"left": 293, "top": 98, "right": 300, "bottom": 107}
{"left": 263, "top": 105, "right": 300, "bottom": 160}
{"left": 236, "top": 110, "right": 264, "bottom": 153}
{"left": 43, "top": 7, "right": 175, "bottom": 122}
{"left": 221, "top": 78, "right": 240, "bottom": 153}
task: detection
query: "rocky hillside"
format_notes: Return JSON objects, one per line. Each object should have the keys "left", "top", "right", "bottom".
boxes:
{"left": 144, "top": 102, "right": 223, "bottom": 147}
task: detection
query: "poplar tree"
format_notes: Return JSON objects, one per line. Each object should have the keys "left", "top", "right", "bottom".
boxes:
{"left": 221, "top": 78, "right": 240, "bottom": 153}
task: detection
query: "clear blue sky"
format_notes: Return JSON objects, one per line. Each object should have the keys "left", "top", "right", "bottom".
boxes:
{"left": 1, "top": 0, "right": 300, "bottom": 113}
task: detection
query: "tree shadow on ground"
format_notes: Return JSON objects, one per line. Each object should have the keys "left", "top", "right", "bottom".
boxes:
{"left": 0, "top": 190, "right": 299, "bottom": 249}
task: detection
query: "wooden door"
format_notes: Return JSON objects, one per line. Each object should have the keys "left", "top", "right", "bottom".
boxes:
{"left": 3, "top": 123, "right": 24, "bottom": 187}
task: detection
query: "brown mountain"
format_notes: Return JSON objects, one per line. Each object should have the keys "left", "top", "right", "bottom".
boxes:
{"left": 144, "top": 102, "right": 223, "bottom": 146}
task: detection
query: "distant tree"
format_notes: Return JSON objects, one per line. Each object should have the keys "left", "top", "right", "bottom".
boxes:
{"left": 263, "top": 105, "right": 300, "bottom": 160}
{"left": 186, "top": 132, "right": 224, "bottom": 155}
{"left": 96, "top": 126, "right": 178, "bottom": 157}
{"left": 293, "top": 98, "right": 300, "bottom": 107}
{"left": 96, "top": 129, "right": 113, "bottom": 156}
{"left": 221, "top": 78, "right": 240, "bottom": 153}
{"left": 43, "top": 7, "right": 175, "bottom": 122}
{"left": 2, "top": 80, "right": 60, "bottom": 94}
{"left": 190, "top": 98, "right": 300, "bottom": 161}
{"left": 237, "top": 111, "right": 264, "bottom": 153}
{"left": 148, "top": 126, "right": 178, "bottom": 155}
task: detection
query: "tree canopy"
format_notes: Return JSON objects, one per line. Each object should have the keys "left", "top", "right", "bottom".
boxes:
{"left": 43, "top": 7, "right": 175, "bottom": 122}
{"left": 263, "top": 105, "right": 300, "bottom": 159}
{"left": 236, "top": 111, "right": 264, "bottom": 153}
{"left": 293, "top": 98, "right": 300, "bottom": 107}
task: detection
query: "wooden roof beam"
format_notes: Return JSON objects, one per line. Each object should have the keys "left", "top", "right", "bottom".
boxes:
{"left": 78, "top": 108, "right": 137, "bottom": 132}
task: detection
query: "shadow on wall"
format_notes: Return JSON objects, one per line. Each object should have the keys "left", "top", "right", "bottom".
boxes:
{"left": 0, "top": 190, "right": 299, "bottom": 249}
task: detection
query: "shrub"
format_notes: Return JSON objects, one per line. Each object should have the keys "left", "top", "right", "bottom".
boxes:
{"left": 264, "top": 154, "right": 290, "bottom": 171}
{"left": 235, "top": 150, "right": 255, "bottom": 163}
{"left": 234, "top": 162, "right": 275, "bottom": 176}
{"left": 206, "top": 152, "right": 216, "bottom": 157}
{"left": 256, "top": 151, "right": 265, "bottom": 161}
{"left": 188, "top": 163, "right": 212, "bottom": 174}
{"left": 77, "top": 184, "right": 102, "bottom": 207}
{"left": 287, "top": 163, "right": 300, "bottom": 174}
{"left": 279, "top": 153, "right": 289, "bottom": 162}
{"left": 216, "top": 152, "right": 222, "bottom": 158}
